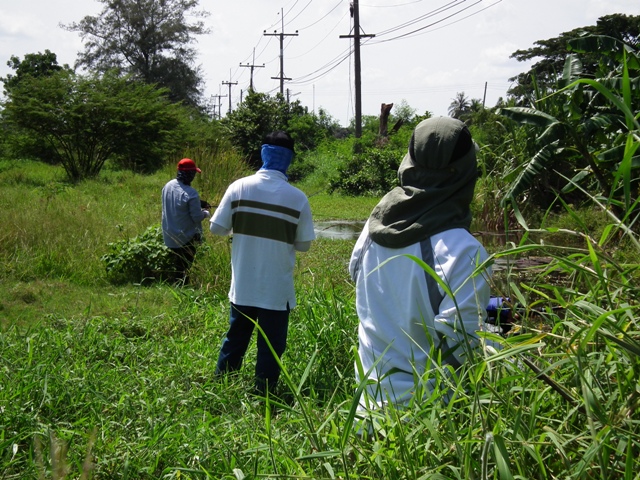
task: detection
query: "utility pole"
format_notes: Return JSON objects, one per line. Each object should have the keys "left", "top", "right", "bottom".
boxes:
{"left": 212, "top": 94, "right": 227, "bottom": 119}
{"left": 286, "top": 88, "right": 300, "bottom": 103}
{"left": 222, "top": 75, "right": 238, "bottom": 115}
{"left": 340, "top": 0, "right": 374, "bottom": 138}
{"left": 240, "top": 48, "right": 265, "bottom": 91}
{"left": 264, "top": 8, "right": 298, "bottom": 95}
{"left": 482, "top": 81, "right": 488, "bottom": 108}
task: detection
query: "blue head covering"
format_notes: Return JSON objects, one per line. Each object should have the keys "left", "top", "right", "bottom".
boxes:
{"left": 260, "top": 144, "right": 294, "bottom": 176}
{"left": 259, "top": 130, "right": 295, "bottom": 177}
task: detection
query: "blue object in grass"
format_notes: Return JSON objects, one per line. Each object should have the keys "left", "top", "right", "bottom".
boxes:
{"left": 486, "top": 296, "right": 513, "bottom": 323}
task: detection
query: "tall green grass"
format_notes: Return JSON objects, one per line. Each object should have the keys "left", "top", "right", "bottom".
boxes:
{"left": 1, "top": 160, "right": 639, "bottom": 478}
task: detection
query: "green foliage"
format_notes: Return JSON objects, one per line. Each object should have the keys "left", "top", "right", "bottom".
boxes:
{"left": 65, "top": 0, "right": 209, "bottom": 108}
{"left": 293, "top": 136, "right": 357, "bottom": 193}
{"left": 221, "top": 91, "right": 340, "bottom": 167}
{"left": 2, "top": 153, "right": 640, "bottom": 478}
{"left": 179, "top": 136, "right": 252, "bottom": 205}
{"left": 0, "top": 50, "right": 72, "bottom": 163}
{"left": 2, "top": 70, "right": 183, "bottom": 180}
{"left": 101, "top": 225, "right": 174, "bottom": 284}
{"left": 329, "top": 144, "right": 401, "bottom": 196}
{"left": 324, "top": 115, "right": 419, "bottom": 197}
{"left": 448, "top": 91, "right": 472, "bottom": 119}
{"left": 1, "top": 50, "right": 71, "bottom": 94}
{"left": 499, "top": 35, "right": 640, "bottom": 216}
{"left": 392, "top": 99, "right": 418, "bottom": 124}
{"left": 508, "top": 13, "right": 640, "bottom": 103}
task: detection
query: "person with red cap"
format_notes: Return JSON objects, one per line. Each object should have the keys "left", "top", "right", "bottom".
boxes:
{"left": 161, "top": 158, "right": 210, "bottom": 284}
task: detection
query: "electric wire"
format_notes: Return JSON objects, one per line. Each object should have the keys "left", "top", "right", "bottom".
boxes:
{"left": 372, "top": 0, "right": 463, "bottom": 37}
{"left": 374, "top": 0, "right": 483, "bottom": 41}
{"left": 219, "top": 0, "right": 502, "bottom": 120}
{"left": 283, "top": 0, "right": 314, "bottom": 29}
{"left": 360, "top": 0, "right": 426, "bottom": 6}
{"left": 296, "top": 0, "right": 344, "bottom": 31}
{"left": 369, "top": 0, "right": 501, "bottom": 44}
{"left": 288, "top": 10, "right": 349, "bottom": 59}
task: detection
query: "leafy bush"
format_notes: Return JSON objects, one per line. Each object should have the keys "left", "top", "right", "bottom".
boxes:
{"left": 101, "top": 225, "right": 173, "bottom": 284}
{"left": 221, "top": 91, "right": 341, "bottom": 168}
{"left": 329, "top": 145, "right": 401, "bottom": 196}
{"left": 2, "top": 70, "right": 183, "bottom": 180}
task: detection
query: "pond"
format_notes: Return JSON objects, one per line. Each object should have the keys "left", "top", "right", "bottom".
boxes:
{"left": 314, "top": 220, "right": 366, "bottom": 240}
{"left": 313, "top": 222, "right": 554, "bottom": 275}
{"left": 313, "top": 221, "right": 527, "bottom": 247}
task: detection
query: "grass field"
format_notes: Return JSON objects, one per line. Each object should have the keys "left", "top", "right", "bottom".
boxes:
{"left": 2, "top": 160, "right": 639, "bottom": 479}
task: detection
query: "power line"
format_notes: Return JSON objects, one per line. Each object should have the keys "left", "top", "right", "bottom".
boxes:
{"left": 222, "top": 75, "right": 238, "bottom": 115}
{"left": 289, "top": 10, "right": 349, "bottom": 59}
{"left": 296, "top": 0, "right": 344, "bottom": 31}
{"left": 374, "top": 0, "right": 480, "bottom": 39}
{"left": 361, "top": 0, "right": 427, "bottom": 6}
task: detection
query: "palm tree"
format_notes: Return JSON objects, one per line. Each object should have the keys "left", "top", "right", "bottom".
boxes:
{"left": 448, "top": 92, "right": 471, "bottom": 119}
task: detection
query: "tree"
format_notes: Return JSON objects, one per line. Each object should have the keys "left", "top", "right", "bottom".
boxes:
{"left": 1, "top": 50, "right": 71, "bottom": 94}
{"left": 499, "top": 35, "right": 640, "bottom": 216}
{"left": 448, "top": 92, "right": 471, "bottom": 119}
{"left": 65, "top": 0, "right": 209, "bottom": 108}
{"left": 508, "top": 14, "right": 640, "bottom": 103}
{"left": 2, "top": 70, "right": 183, "bottom": 180}
{"left": 393, "top": 99, "right": 417, "bottom": 124}
{"left": 1, "top": 51, "right": 74, "bottom": 162}
{"left": 222, "top": 91, "right": 333, "bottom": 166}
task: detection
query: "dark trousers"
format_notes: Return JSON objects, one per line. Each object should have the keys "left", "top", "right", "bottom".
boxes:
{"left": 215, "top": 303, "right": 290, "bottom": 394}
{"left": 168, "top": 236, "right": 199, "bottom": 283}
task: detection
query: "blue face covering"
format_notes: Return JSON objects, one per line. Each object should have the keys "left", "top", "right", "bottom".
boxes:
{"left": 260, "top": 144, "right": 294, "bottom": 177}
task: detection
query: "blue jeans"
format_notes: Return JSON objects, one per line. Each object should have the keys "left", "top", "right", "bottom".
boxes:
{"left": 215, "top": 303, "right": 290, "bottom": 394}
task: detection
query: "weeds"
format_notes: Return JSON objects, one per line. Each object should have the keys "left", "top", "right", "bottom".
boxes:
{"left": 1, "top": 160, "right": 639, "bottom": 478}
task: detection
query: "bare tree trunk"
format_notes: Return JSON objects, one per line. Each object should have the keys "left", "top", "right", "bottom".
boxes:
{"left": 378, "top": 103, "right": 393, "bottom": 137}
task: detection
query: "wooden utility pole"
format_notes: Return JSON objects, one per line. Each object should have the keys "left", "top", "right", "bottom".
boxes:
{"left": 240, "top": 48, "right": 265, "bottom": 91}
{"left": 264, "top": 9, "right": 298, "bottom": 95}
{"left": 286, "top": 88, "right": 300, "bottom": 103}
{"left": 340, "top": 0, "right": 374, "bottom": 138}
{"left": 222, "top": 78, "right": 238, "bottom": 115}
{"left": 482, "top": 81, "right": 488, "bottom": 108}
{"left": 212, "top": 94, "right": 227, "bottom": 119}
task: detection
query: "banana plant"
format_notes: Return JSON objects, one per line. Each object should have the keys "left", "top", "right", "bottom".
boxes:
{"left": 499, "top": 35, "right": 640, "bottom": 217}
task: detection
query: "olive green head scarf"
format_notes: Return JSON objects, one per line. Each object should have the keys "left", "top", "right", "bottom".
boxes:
{"left": 368, "top": 116, "right": 478, "bottom": 248}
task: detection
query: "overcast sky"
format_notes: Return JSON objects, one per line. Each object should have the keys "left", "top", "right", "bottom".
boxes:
{"left": 1, "top": 0, "right": 640, "bottom": 126}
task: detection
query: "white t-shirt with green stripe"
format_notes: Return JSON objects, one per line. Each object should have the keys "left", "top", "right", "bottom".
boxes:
{"left": 210, "top": 170, "right": 315, "bottom": 310}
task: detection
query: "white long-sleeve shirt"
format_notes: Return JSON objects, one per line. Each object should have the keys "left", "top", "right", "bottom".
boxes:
{"left": 349, "top": 223, "right": 492, "bottom": 408}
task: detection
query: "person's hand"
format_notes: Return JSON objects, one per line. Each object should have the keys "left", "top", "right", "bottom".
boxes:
{"left": 202, "top": 210, "right": 211, "bottom": 218}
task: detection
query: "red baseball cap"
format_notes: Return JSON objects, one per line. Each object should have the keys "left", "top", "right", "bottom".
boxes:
{"left": 177, "top": 158, "right": 201, "bottom": 173}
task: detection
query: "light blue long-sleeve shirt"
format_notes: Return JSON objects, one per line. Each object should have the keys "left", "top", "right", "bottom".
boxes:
{"left": 161, "top": 179, "right": 207, "bottom": 248}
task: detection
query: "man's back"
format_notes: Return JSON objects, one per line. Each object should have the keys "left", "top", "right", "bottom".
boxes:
{"left": 210, "top": 170, "right": 315, "bottom": 310}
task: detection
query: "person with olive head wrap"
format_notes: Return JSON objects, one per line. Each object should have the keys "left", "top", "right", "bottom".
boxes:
{"left": 349, "top": 117, "right": 493, "bottom": 412}
{"left": 161, "top": 158, "right": 210, "bottom": 284}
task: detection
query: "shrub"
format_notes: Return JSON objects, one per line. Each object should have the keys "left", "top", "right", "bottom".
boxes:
{"left": 101, "top": 225, "right": 173, "bottom": 284}
{"left": 329, "top": 145, "right": 400, "bottom": 196}
{"left": 2, "top": 70, "right": 183, "bottom": 180}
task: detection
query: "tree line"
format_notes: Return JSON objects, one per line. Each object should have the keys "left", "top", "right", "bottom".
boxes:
{"left": 0, "top": 1, "right": 638, "bottom": 224}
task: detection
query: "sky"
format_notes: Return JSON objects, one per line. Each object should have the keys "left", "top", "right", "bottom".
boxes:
{"left": 1, "top": 0, "right": 640, "bottom": 126}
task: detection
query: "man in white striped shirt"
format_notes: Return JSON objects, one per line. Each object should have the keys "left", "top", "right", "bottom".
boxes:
{"left": 209, "top": 131, "right": 315, "bottom": 395}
